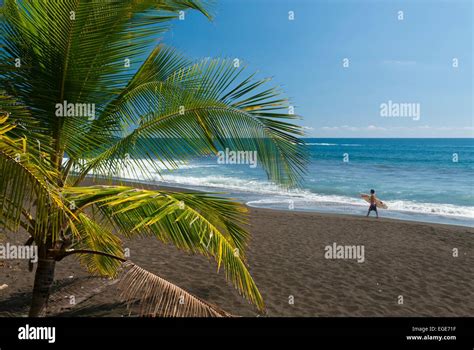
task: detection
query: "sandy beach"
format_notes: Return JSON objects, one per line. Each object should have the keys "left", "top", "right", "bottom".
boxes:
{"left": 1, "top": 179, "right": 473, "bottom": 317}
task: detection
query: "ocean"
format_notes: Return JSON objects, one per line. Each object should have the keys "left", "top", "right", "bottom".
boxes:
{"left": 109, "top": 138, "right": 474, "bottom": 227}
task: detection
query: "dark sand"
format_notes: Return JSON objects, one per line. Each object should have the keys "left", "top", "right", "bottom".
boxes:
{"left": 0, "top": 180, "right": 473, "bottom": 317}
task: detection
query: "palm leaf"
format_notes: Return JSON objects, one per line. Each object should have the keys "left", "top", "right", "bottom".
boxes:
{"left": 119, "top": 261, "right": 232, "bottom": 317}
{"left": 73, "top": 57, "right": 308, "bottom": 187}
{"left": 0, "top": 116, "right": 73, "bottom": 240}
{"left": 1, "top": 0, "right": 214, "bottom": 171}
{"left": 63, "top": 185, "right": 264, "bottom": 310}
{"left": 68, "top": 213, "right": 125, "bottom": 277}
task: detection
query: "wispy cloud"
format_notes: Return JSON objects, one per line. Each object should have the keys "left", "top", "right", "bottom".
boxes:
{"left": 318, "top": 125, "right": 473, "bottom": 132}
{"left": 382, "top": 60, "right": 417, "bottom": 66}
{"left": 320, "top": 125, "right": 387, "bottom": 132}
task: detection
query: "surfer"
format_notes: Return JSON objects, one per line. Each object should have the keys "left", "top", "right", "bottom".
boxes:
{"left": 366, "top": 189, "right": 379, "bottom": 218}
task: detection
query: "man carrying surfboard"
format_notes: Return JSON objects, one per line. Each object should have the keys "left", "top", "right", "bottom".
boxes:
{"left": 360, "top": 190, "right": 387, "bottom": 217}
{"left": 366, "top": 189, "right": 379, "bottom": 218}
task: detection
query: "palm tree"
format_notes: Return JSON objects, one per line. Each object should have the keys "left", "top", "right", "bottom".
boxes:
{"left": 0, "top": 0, "right": 307, "bottom": 317}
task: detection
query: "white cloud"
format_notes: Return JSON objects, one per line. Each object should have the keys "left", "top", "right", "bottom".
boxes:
{"left": 316, "top": 125, "right": 473, "bottom": 132}
{"left": 382, "top": 60, "right": 417, "bottom": 66}
{"left": 367, "top": 125, "right": 386, "bottom": 131}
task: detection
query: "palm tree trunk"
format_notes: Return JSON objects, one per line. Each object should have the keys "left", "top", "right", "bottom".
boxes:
{"left": 29, "top": 258, "right": 56, "bottom": 317}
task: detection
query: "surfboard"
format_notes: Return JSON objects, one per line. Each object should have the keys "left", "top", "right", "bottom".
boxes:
{"left": 360, "top": 194, "right": 388, "bottom": 209}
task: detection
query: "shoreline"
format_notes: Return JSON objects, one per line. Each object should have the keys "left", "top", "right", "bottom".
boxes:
{"left": 1, "top": 178, "right": 473, "bottom": 317}
{"left": 86, "top": 176, "right": 474, "bottom": 228}
{"left": 248, "top": 206, "right": 473, "bottom": 230}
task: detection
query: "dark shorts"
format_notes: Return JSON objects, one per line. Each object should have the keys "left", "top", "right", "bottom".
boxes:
{"left": 369, "top": 204, "right": 377, "bottom": 211}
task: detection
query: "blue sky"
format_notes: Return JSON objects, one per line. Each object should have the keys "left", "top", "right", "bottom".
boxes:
{"left": 164, "top": 0, "right": 473, "bottom": 138}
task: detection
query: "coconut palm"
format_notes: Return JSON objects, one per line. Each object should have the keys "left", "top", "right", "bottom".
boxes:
{"left": 0, "top": 0, "right": 307, "bottom": 317}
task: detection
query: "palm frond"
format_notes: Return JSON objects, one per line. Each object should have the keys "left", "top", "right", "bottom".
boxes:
{"left": 75, "top": 58, "right": 308, "bottom": 187}
{"left": 0, "top": 116, "right": 73, "bottom": 240}
{"left": 119, "top": 261, "right": 232, "bottom": 317}
{"left": 63, "top": 185, "right": 264, "bottom": 310}
{"left": 1, "top": 0, "right": 214, "bottom": 170}
{"left": 68, "top": 213, "right": 125, "bottom": 277}
{"left": 65, "top": 45, "right": 195, "bottom": 179}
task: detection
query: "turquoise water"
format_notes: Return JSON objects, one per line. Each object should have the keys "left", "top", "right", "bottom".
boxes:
{"left": 123, "top": 138, "right": 474, "bottom": 227}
